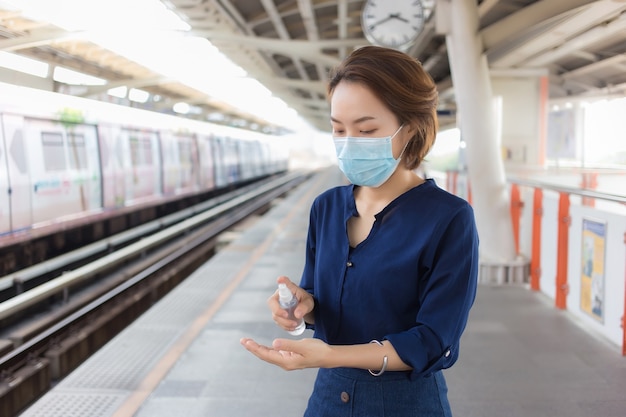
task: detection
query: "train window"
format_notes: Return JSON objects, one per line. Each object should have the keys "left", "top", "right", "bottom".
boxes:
{"left": 67, "top": 133, "right": 87, "bottom": 169}
{"left": 41, "top": 131, "right": 66, "bottom": 171}
{"left": 129, "top": 135, "right": 153, "bottom": 166}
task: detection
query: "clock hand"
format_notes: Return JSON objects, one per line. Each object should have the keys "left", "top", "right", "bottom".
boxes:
{"left": 366, "top": 14, "right": 393, "bottom": 30}
{"left": 389, "top": 13, "right": 409, "bottom": 24}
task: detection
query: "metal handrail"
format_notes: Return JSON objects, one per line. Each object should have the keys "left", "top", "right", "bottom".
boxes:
{"left": 507, "top": 176, "right": 626, "bottom": 204}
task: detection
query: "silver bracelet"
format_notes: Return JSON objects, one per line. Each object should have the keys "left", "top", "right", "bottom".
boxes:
{"left": 368, "top": 340, "right": 388, "bottom": 377}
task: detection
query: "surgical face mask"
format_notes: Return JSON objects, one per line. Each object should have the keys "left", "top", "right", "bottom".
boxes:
{"left": 334, "top": 125, "right": 405, "bottom": 187}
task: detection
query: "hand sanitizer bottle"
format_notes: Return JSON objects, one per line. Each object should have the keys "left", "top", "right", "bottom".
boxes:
{"left": 277, "top": 283, "right": 305, "bottom": 336}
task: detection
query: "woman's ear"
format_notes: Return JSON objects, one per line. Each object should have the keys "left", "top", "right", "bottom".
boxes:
{"left": 405, "top": 123, "right": 419, "bottom": 138}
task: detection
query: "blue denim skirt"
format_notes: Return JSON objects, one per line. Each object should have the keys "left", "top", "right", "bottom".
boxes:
{"left": 303, "top": 367, "right": 452, "bottom": 417}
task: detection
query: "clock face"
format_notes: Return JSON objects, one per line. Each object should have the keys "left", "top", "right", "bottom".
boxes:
{"left": 361, "top": 0, "right": 425, "bottom": 50}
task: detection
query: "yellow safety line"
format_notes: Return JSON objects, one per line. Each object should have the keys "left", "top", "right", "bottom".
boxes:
{"left": 111, "top": 170, "right": 329, "bottom": 417}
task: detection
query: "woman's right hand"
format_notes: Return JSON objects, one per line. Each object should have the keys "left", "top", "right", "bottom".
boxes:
{"left": 268, "top": 276, "right": 315, "bottom": 331}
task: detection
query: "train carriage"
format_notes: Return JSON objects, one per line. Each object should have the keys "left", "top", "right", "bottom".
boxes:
{"left": 0, "top": 81, "right": 288, "bottom": 240}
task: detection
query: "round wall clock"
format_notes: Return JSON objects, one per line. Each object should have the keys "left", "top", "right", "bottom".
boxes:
{"left": 361, "top": 0, "right": 426, "bottom": 50}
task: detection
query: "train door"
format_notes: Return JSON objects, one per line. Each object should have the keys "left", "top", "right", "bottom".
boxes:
{"left": 98, "top": 125, "right": 126, "bottom": 209}
{"left": 197, "top": 134, "right": 215, "bottom": 191}
{"left": 212, "top": 136, "right": 227, "bottom": 188}
{"left": 0, "top": 116, "right": 11, "bottom": 234}
{"left": 23, "top": 118, "right": 102, "bottom": 224}
{"left": 1, "top": 114, "right": 32, "bottom": 231}
{"left": 177, "top": 134, "right": 198, "bottom": 193}
{"left": 259, "top": 142, "right": 271, "bottom": 176}
{"left": 237, "top": 140, "right": 251, "bottom": 180}
{"left": 160, "top": 133, "right": 177, "bottom": 195}
{"left": 160, "top": 131, "right": 197, "bottom": 196}
{"left": 119, "top": 128, "right": 162, "bottom": 203}
{"left": 66, "top": 123, "right": 102, "bottom": 210}
{"left": 224, "top": 137, "right": 240, "bottom": 185}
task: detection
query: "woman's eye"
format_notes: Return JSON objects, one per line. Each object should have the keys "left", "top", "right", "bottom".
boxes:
{"left": 360, "top": 130, "right": 375, "bottom": 135}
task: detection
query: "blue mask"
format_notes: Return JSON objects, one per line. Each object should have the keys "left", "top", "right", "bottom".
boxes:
{"left": 334, "top": 125, "right": 405, "bottom": 187}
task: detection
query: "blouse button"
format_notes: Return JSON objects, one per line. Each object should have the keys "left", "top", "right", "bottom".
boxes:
{"left": 445, "top": 350, "right": 451, "bottom": 358}
{"left": 346, "top": 261, "right": 353, "bottom": 267}
{"left": 340, "top": 391, "right": 350, "bottom": 403}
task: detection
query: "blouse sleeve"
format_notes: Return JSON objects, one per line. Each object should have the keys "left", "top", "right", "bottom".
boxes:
{"left": 384, "top": 204, "right": 479, "bottom": 380}
{"left": 299, "top": 198, "right": 318, "bottom": 327}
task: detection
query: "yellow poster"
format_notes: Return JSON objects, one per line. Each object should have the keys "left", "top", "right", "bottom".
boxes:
{"left": 580, "top": 218, "right": 606, "bottom": 322}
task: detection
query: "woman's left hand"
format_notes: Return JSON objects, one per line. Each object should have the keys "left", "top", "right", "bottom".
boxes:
{"left": 240, "top": 337, "right": 331, "bottom": 371}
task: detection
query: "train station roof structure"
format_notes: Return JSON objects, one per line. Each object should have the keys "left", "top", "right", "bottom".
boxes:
{"left": 0, "top": 0, "right": 625, "bottom": 133}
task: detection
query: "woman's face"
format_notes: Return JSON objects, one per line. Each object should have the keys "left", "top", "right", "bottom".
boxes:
{"left": 330, "top": 81, "right": 407, "bottom": 159}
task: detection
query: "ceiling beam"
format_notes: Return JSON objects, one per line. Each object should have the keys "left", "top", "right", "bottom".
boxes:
{"left": 77, "top": 76, "right": 175, "bottom": 97}
{"left": 481, "top": 0, "right": 597, "bottom": 51}
{"left": 189, "top": 30, "right": 355, "bottom": 66}
{"left": 297, "top": 0, "right": 327, "bottom": 82}
{"left": 0, "top": 28, "right": 77, "bottom": 51}
{"left": 523, "top": 9, "right": 626, "bottom": 67}
{"left": 260, "top": 0, "right": 309, "bottom": 83}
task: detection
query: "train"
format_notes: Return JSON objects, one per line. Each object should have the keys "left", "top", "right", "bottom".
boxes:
{"left": 0, "top": 81, "right": 289, "bottom": 240}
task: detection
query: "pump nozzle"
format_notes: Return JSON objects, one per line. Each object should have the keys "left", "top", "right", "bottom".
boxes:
{"left": 278, "top": 283, "right": 294, "bottom": 303}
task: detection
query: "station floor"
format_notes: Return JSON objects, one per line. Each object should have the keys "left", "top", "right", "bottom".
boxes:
{"left": 20, "top": 166, "right": 626, "bottom": 417}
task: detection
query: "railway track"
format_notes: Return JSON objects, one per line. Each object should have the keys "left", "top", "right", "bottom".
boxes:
{"left": 0, "top": 171, "right": 310, "bottom": 417}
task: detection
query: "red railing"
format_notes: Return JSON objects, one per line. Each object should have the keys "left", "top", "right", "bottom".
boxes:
{"left": 444, "top": 169, "right": 626, "bottom": 355}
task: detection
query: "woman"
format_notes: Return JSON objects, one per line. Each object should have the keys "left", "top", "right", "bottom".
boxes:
{"left": 241, "top": 45, "right": 479, "bottom": 416}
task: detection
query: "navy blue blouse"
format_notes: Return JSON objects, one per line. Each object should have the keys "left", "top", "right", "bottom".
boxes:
{"left": 300, "top": 179, "right": 479, "bottom": 380}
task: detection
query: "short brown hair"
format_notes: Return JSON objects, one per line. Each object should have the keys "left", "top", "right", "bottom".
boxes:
{"left": 328, "top": 46, "right": 438, "bottom": 170}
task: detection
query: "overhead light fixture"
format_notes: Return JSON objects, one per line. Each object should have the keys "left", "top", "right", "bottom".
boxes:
{"left": 129, "top": 88, "right": 150, "bottom": 103}
{"left": 53, "top": 66, "right": 106, "bottom": 85}
{"left": 107, "top": 86, "right": 127, "bottom": 98}
{"left": 173, "top": 102, "right": 190, "bottom": 114}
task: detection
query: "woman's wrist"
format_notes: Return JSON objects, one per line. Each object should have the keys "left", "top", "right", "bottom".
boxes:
{"left": 322, "top": 341, "right": 411, "bottom": 372}
{"left": 322, "top": 343, "right": 386, "bottom": 370}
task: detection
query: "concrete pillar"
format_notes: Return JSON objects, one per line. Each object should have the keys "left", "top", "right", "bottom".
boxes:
{"left": 442, "top": 0, "right": 516, "bottom": 264}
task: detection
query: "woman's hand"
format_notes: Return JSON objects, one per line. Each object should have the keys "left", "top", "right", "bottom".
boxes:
{"left": 268, "top": 276, "right": 315, "bottom": 332}
{"left": 240, "top": 337, "right": 331, "bottom": 371}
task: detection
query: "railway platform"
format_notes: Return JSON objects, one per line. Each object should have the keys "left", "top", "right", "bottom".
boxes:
{"left": 18, "top": 166, "right": 626, "bottom": 417}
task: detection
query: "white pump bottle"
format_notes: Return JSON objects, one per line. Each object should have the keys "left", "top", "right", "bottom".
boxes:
{"left": 277, "top": 283, "right": 305, "bottom": 336}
